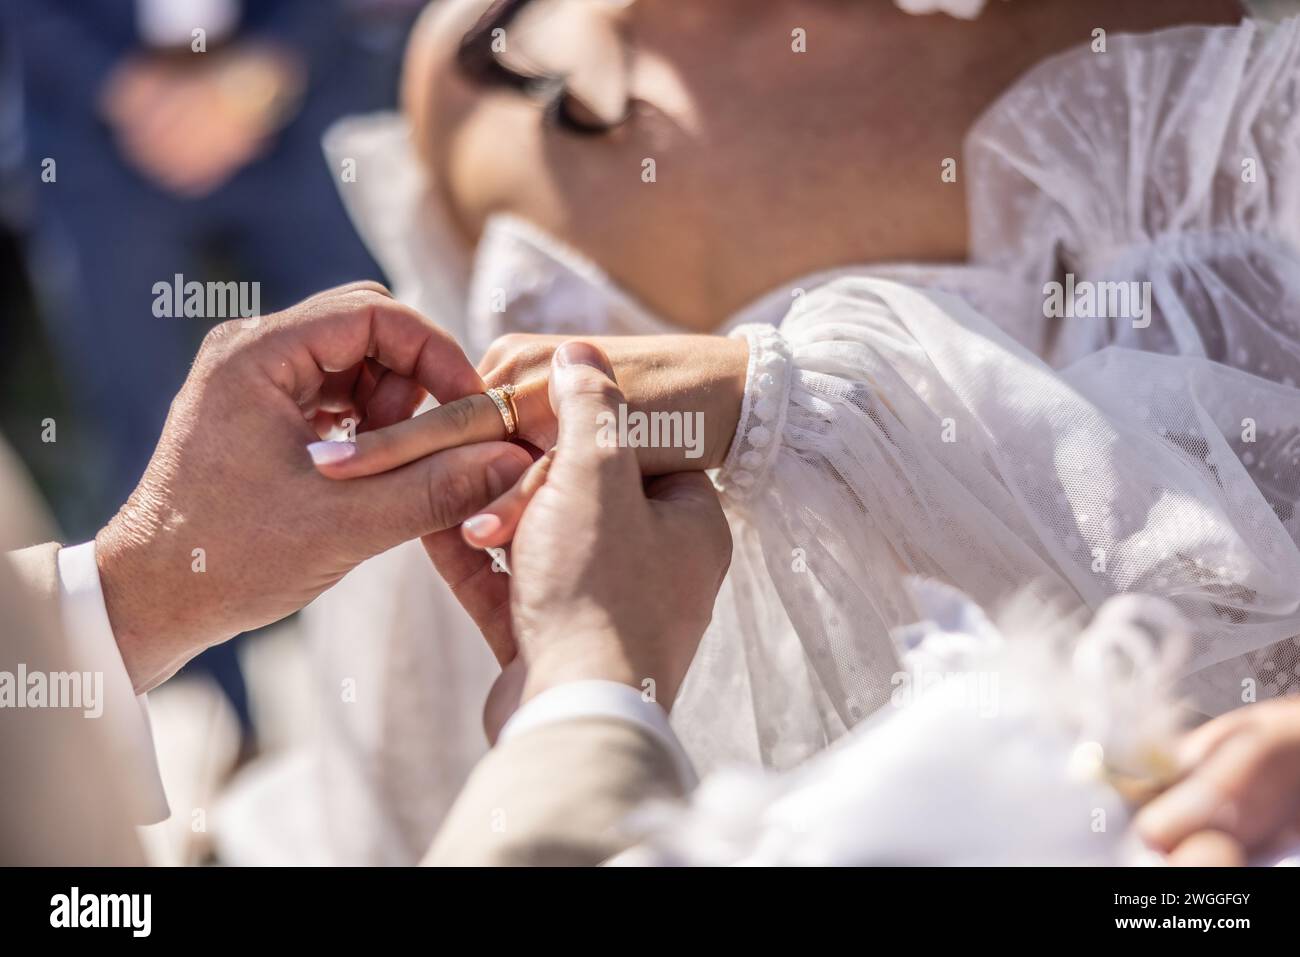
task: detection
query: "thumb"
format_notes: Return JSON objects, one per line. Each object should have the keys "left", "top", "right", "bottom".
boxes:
{"left": 646, "top": 472, "right": 732, "bottom": 572}
{"left": 547, "top": 341, "right": 640, "bottom": 490}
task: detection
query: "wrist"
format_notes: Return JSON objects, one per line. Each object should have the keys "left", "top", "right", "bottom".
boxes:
{"left": 520, "top": 622, "right": 691, "bottom": 712}
{"left": 704, "top": 335, "right": 750, "bottom": 470}
{"left": 95, "top": 514, "right": 215, "bottom": 693}
{"left": 522, "top": 640, "right": 640, "bottom": 705}
{"left": 624, "top": 334, "right": 748, "bottom": 473}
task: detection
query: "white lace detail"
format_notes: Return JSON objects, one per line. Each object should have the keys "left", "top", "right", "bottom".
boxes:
{"left": 291, "top": 16, "right": 1300, "bottom": 866}
{"left": 967, "top": 17, "right": 1300, "bottom": 375}
{"left": 715, "top": 324, "right": 793, "bottom": 499}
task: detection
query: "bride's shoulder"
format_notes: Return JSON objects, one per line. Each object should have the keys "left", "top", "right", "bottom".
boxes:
{"left": 964, "top": 17, "right": 1300, "bottom": 283}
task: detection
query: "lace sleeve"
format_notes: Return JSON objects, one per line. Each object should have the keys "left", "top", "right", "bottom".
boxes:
{"left": 966, "top": 17, "right": 1300, "bottom": 378}
{"left": 707, "top": 276, "right": 1300, "bottom": 730}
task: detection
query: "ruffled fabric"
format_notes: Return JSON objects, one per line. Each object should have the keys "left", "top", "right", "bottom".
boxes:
{"left": 714, "top": 325, "right": 793, "bottom": 499}
{"left": 259, "top": 15, "right": 1300, "bottom": 863}
{"left": 321, "top": 114, "right": 471, "bottom": 329}
{"left": 966, "top": 17, "right": 1300, "bottom": 373}
{"left": 466, "top": 213, "right": 671, "bottom": 355}
{"left": 708, "top": 278, "right": 1300, "bottom": 737}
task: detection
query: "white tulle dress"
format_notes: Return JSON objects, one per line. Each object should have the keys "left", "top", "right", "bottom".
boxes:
{"left": 217, "top": 16, "right": 1300, "bottom": 864}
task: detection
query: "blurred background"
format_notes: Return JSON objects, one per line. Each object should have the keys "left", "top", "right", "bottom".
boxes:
{"left": 0, "top": 0, "right": 427, "bottom": 863}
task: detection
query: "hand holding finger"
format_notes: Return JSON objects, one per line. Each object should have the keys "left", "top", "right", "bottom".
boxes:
{"left": 310, "top": 393, "right": 506, "bottom": 476}
{"left": 310, "top": 378, "right": 550, "bottom": 478}
{"left": 252, "top": 284, "right": 485, "bottom": 410}
{"left": 461, "top": 341, "right": 638, "bottom": 548}
{"left": 545, "top": 341, "right": 640, "bottom": 491}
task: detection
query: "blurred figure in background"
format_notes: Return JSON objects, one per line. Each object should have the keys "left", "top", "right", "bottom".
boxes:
{"left": 3, "top": 0, "right": 424, "bottom": 752}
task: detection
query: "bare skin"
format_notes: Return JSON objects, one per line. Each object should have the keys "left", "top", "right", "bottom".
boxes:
{"left": 404, "top": 0, "right": 1243, "bottom": 332}
{"left": 310, "top": 0, "right": 1259, "bottom": 744}
{"left": 317, "top": 0, "right": 1248, "bottom": 494}
{"left": 1137, "top": 697, "right": 1300, "bottom": 866}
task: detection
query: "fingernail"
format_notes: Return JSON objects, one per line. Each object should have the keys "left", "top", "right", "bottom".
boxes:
{"left": 307, "top": 441, "right": 358, "bottom": 467}
{"left": 463, "top": 513, "right": 502, "bottom": 542}
{"left": 553, "top": 341, "right": 614, "bottom": 376}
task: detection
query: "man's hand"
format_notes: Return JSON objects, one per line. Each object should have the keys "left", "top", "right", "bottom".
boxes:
{"left": 96, "top": 282, "right": 532, "bottom": 692}
{"left": 1135, "top": 696, "right": 1300, "bottom": 865}
{"left": 305, "top": 333, "right": 749, "bottom": 480}
{"left": 421, "top": 341, "right": 733, "bottom": 739}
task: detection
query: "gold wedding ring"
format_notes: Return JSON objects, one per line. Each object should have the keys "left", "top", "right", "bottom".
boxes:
{"left": 485, "top": 384, "right": 520, "bottom": 437}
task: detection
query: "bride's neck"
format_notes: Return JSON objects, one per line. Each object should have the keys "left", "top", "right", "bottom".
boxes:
{"left": 791, "top": 0, "right": 1247, "bottom": 268}
{"left": 428, "top": 0, "right": 1245, "bottom": 332}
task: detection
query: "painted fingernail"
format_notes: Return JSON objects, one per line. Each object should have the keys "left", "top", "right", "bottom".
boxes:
{"left": 307, "top": 441, "right": 358, "bottom": 467}
{"left": 463, "top": 513, "right": 502, "bottom": 542}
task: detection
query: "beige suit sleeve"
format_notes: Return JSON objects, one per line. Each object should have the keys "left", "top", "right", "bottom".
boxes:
{"left": 0, "top": 542, "right": 145, "bottom": 864}
{"left": 6, "top": 541, "right": 62, "bottom": 601}
{"left": 425, "top": 717, "right": 688, "bottom": 867}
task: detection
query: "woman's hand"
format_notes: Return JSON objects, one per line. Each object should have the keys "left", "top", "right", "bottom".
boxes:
{"left": 479, "top": 333, "right": 748, "bottom": 471}
{"left": 309, "top": 332, "right": 749, "bottom": 480}
{"left": 423, "top": 342, "right": 733, "bottom": 741}
{"left": 1135, "top": 696, "right": 1300, "bottom": 865}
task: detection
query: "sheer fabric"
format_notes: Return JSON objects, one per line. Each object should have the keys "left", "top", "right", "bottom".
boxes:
{"left": 966, "top": 17, "right": 1300, "bottom": 368}
{"left": 220, "top": 16, "right": 1300, "bottom": 863}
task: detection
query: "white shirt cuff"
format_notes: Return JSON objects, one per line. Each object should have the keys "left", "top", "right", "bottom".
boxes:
{"left": 500, "top": 680, "right": 696, "bottom": 788}
{"left": 57, "top": 541, "right": 170, "bottom": 824}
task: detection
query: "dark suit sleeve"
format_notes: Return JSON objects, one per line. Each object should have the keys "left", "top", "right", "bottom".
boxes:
{"left": 239, "top": 0, "right": 346, "bottom": 78}
{"left": 4, "top": 0, "right": 136, "bottom": 109}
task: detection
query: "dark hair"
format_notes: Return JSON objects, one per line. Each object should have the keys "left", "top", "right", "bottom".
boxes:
{"left": 456, "top": 0, "right": 542, "bottom": 90}
{"left": 455, "top": 0, "right": 623, "bottom": 134}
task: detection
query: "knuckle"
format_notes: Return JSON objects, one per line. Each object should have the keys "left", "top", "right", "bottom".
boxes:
{"left": 425, "top": 465, "right": 482, "bottom": 529}
{"left": 566, "top": 373, "right": 624, "bottom": 405}
{"left": 441, "top": 395, "right": 478, "bottom": 433}
{"left": 302, "top": 285, "right": 394, "bottom": 324}
{"left": 521, "top": 341, "right": 554, "bottom": 369}
{"left": 334, "top": 279, "right": 392, "bottom": 299}
{"left": 484, "top": 334, "right": 541, "bottom": 380}
{"left": 199, "top": 319, "right": 234, "bottom": 350}
{"left": 344, "top": 287, "right": 393, "bottom": 314}
{"left": 197, "top": 320, "right": 242, "bottom": 365}
{"left": 495, "top": 332, "right": 532, "bottom": 354}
